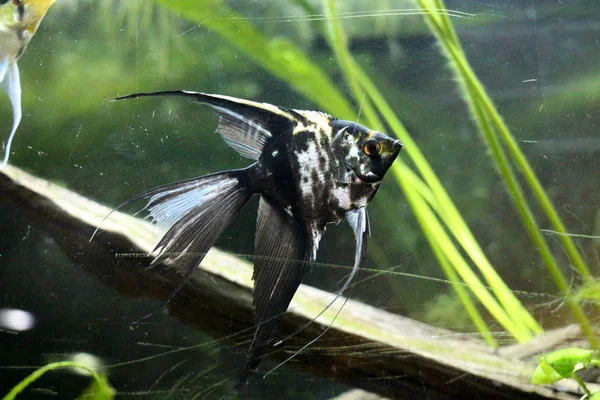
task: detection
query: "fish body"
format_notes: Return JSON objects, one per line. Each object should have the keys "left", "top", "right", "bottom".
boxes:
{"left": 112, "top": 91, "right": 402, "bottom": 391}
{"left": 0, "top": 0, "right": 55, "bottom": 169}
{"left": 248, "top": 109, "right": 396, "bottom": 254}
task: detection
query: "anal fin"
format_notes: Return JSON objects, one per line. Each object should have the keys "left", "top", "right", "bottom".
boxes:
{"left": 234, "top": 196, "right": 315, "bottom": 390}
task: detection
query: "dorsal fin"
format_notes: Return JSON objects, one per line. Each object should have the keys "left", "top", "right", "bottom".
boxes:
{"left": 114, "top": 91, "right": 300, "bottom": 160}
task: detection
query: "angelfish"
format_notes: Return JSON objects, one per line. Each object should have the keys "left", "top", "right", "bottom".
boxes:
{"left": 113, "top": 91, "right": 402, "bottom": 390}
{"left": 0, "top": 0, "right": 55, "bottom": 169}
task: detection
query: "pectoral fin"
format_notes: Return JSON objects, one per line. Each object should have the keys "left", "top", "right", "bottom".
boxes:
{"left": 346, "top": 207, "right": 370, "bottom": 272}
{"left": 0, "top": 61, "right": 22, "bottom": 169}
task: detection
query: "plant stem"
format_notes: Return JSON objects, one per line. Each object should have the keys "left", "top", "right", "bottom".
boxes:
{"left": 323, "top": 0, "right": 383, "bottom": 129}
{"left": 3, "top": 362, "right": 110, "bottom": 400}
{"left": 572, "top": 374, "right": 592, "bottom": 397}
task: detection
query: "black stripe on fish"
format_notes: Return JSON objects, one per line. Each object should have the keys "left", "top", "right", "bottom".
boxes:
{"left": 17, "top": 2, "right": 25, "bottom": 22}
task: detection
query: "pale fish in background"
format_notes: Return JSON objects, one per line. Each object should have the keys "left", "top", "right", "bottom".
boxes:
{"left": 0, "top": 0, "right": 55, "bottom": 169}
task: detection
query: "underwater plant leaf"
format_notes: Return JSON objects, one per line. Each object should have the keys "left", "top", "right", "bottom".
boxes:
{"left": 154, "top": 0, "right": 356, "bottom": 120}
{"left": 542, "top": 348, "right": 593, "bottom": 378}
{"left": 530, "top": 359, "right": 564, "bottom": 385}
{"left": 345, "top": 46, "right": 543, "bottom": 341}
{"left": 2, "top": 361, "right": 113, "bottom": 400}
{"left": 416, "top": 0, "right": 598, "bottom": 347}
{"left": 534, "top": 361, "right": 560, "bottom": 385}
{"left": 531, "top": 348, "right": 594, "bottom": 385}
{"left": 322, "top": 0, "right": 537, "bottom": 344}
{"left": 574, "top": 279, "right": 600, "bottom": 303}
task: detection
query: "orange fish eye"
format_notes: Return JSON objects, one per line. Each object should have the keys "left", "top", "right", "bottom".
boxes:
{"left": 363, "top": 140, "right": 382, "bottom": 157}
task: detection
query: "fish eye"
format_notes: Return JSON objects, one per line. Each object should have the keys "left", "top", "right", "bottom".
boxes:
{"left": 362, "top": 140, "right": 382, "bottom": 157}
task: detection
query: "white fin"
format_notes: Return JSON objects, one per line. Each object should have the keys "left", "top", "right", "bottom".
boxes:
{"left": 0, "top": 61, "right": 22, "bottom": 169}
{"left": 100, "top": 169, "right": 254, "bottom": 323}
{"left": 144, "top": 174, "right": 239, "bottom": 232}
{"left": 0, "top": 58, "right": 8, "bottom": 82}
{"left": 346, "top": 206, "right": 370, "bottom": 271}
{"left": 214, "top": 105, "right": 272, "bottom": 160}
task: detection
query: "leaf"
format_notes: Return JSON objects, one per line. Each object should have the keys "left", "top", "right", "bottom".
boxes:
{"left": 531, "top": 348, "right": 594, "bottom": 385}
{"left": 76, "top": 374, "right": 115, "bottom": 400}
{"left": 543, "top": 348, "right": 594, "bottom": 378}
{"left": 2, "top": 361, "right": 114, "bottom": 400}
{"left": 531, "top": 360, "right": 564, "bottom": 385}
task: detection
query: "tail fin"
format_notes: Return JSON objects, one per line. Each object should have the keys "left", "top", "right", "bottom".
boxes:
{"left": 123, "top": 168, "right": 254, "bottom": 322}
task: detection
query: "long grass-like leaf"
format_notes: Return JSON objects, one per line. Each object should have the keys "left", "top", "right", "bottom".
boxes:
{"left": 323, "top": 0, "right": 541, "bottom": 342}
{"left": 350, "top": 58, "right": 541, "bottom": 339}
{"left": 322, "top": 0, "right": 504, "bottom": 344}
{"left": 416, "top": 0, "right": 597, "bottom": 347}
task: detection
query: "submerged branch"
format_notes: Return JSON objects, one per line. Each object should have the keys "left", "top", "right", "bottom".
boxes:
{"left": 0, "top": 165, "right": 591, "bottom": 400}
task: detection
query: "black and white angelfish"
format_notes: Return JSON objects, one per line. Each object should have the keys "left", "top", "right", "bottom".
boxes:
{"left": 111, "top": 91, "right": 402, "bottom": 390}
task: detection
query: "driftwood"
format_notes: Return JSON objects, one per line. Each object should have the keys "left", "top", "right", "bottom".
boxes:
{"left": 0, "top": 164, "right": 595, "bottom": 400}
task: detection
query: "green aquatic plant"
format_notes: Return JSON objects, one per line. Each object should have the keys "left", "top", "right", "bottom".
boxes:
{"left": 531, "top": 348, "right": 600, "bottom": 399}
{"left": 415, "top": 0, "right": 598, "bottom": 347}
{"left": 573, "top": 279, "right": 600, "bottom": 305}
{"left": 322, "top": 0, "right": 541, "bottom": 345}
{"left": 2, "top": 361, "right": 114, "bottom": 400}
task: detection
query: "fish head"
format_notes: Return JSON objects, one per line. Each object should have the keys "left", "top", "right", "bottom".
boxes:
{"left": 332, "top": 120, "right": 402, "bottom": 184}
{"left": 0, "top": 0, "right": 55, "bottom": 36}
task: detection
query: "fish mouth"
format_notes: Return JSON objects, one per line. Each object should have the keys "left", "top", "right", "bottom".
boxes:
{"left": 354, "top": 171, "right": 381, "bottom": 184}
{"left": 387, "top": 139, "right": 403, "bottom": 158}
